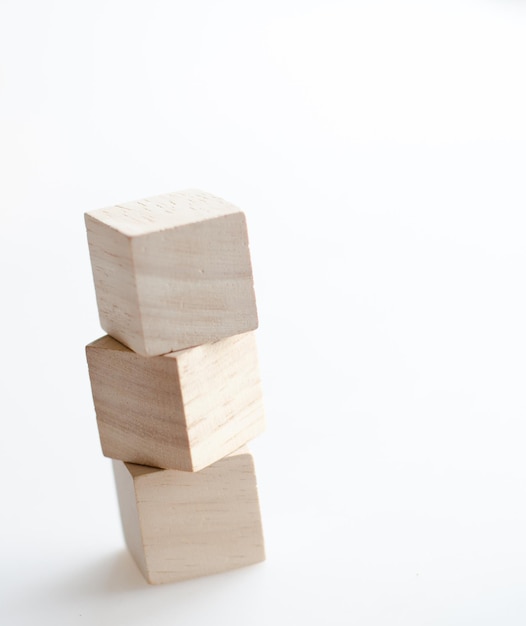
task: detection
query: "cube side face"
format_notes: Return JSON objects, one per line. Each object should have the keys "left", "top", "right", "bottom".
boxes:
{"left": 84, "top": 214, "right": 146, "bottom": 355}
{"left": 132, "top": 212, "right": 258, "bottom": 356}
{"left": 86, "top": 336, "right": 193, "bottom": 471}
{"left": 135, "top": 450, "right": 265, "bottom": 584}
{"left": 178, "top": 332, "right": 266, "bottom": 472}
{"left": 112, "top": 460, "right": 149, "bottom": 580}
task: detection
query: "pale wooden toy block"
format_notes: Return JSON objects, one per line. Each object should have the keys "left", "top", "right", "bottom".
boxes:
{"left": 113, "top": 446, "right": 265, "bottom": 584}
{"left": 85, "top": 189, "right": 258, "bottom": 357}
{"left": 86, "top": 331, "right": 265, "bottom": 472}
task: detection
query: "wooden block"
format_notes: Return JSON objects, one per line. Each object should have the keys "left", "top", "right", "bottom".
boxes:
{"left": 86, "top": 331, "right": 265, "bottom": 471}
{"left": 113, "top": 446, "right": 265, "bottom": 584}
{"left": 85, "top": 189, "right": 258, "bottom": 357}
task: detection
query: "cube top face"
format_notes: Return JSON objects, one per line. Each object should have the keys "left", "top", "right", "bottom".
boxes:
{"left": 113, "top": 448, "right": 265, "bottom": 584}
{"left": 85, "top": 189, "right": 258, "bottom": 356}
{"left": 85, "top": 189, "right": 241, "bottom": 237}
{"left": 86, "top": 333, "right": 265, "bottom": 472}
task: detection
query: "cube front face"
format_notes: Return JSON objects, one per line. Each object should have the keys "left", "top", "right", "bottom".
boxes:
{"left": 85, "top": 191, "right": 258, "bottom": 357}
{"left": 134, "top": 213, "right": 258, "bottom": 357}
{"left": 86, "top": 333, "right": 265, "bottom": 472}
{"left": 86, "top": 335, "right": 193, "bottom": 471}
{"left": 113, "top": 449, "right": 266, "bottom": 584}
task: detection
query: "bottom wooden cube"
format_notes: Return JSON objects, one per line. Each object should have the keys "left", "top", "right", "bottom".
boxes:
{"left": 113, "top": 446, "right": 265, "bottom": 584}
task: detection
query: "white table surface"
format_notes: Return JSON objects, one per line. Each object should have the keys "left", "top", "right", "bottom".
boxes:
{"left": 2, "top": 1, "right": 526, "bottom": 624}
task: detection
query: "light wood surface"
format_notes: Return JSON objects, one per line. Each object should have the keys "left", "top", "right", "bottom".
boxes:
{"left": 86, "top": 332, "right": 265, "bottom": 471}
{"left": 85, "top": 189, "right": 258, "bottom": 357}
{"left": 112, "top": 447, "right": 266, "bottom": 584}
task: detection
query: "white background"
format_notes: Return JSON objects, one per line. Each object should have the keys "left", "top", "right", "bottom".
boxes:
{"left": 1, "top": 0, "right": 526, "bottom": 624}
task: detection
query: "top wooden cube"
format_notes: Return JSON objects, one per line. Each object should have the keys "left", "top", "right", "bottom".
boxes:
{"left": 85, "top": 190, "right": 258, "bottom": 356}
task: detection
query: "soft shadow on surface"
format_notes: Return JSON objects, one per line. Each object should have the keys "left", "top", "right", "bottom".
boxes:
{"left": 4, "top": 548, "right": 268, "bottom": 626}
{"left": 61, "top": 549, "right": 147, "bottom": 595}
{"left": 56, "top": 548, "right": 263, "bottom": 597}
{"left": 5, "top": 550, "right": 146, "bottom": 610}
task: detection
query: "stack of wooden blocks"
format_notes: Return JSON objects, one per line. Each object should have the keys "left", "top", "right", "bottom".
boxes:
{"left": 84, "top": 190, "right": 266, "bottom": 584}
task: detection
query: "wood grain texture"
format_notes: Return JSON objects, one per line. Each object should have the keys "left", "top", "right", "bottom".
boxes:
{"left": 86, "top": 332, "right": 265, "bottom": 471}
{"left": 112, "top": 447, "right": 266, "bottom": 584}
{"left": 85, "top": 189, "right": 258, "bottom": 357}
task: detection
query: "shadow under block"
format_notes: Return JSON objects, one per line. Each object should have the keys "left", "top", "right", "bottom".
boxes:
{"left": 85, "top": 189, "right": 258, "bottom": 357}
{"left": 112, "top": 447, "right": 265, "bottom": 584}
{"left": 86, "top": 332, "right": 265, "bottom": 472}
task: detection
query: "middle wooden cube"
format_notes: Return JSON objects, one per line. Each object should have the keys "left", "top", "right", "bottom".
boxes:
{"left": 86, "top": 331, "right": 265, "bottom": 472}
